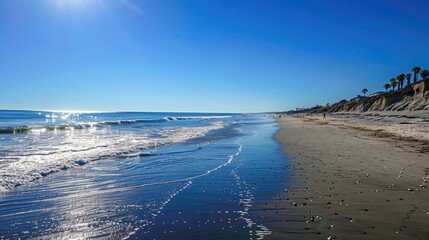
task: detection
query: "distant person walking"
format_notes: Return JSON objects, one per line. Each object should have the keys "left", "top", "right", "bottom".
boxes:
{"left": 323, "top": 112, "right": 326, "bottom": 120}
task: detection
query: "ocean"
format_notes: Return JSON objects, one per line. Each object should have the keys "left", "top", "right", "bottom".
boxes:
{"left": 0, "top": 110, "right": 288, "bottom": 239}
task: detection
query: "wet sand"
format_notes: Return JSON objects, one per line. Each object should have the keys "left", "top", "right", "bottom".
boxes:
{"left": 263, "top": 115, "right": 429, "bottom": 239}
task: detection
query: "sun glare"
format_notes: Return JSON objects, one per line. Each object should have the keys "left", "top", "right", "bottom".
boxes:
{"left": 53, "top": 0, "right": 144, "bottom": 15}
{"left": 54, "top": 0, "right": 96, "bottom": 10}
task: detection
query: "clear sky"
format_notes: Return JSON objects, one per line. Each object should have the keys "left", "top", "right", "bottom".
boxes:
{"left": 1, "top": 0, "right": 429, "bottom": 113}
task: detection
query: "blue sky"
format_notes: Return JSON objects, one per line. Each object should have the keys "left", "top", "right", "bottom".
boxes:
{"left": 1, "top": 0, "right": 429, "bottom": 112}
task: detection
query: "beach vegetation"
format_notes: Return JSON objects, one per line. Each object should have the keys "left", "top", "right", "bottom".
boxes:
{"left": 383, "top": 66, "right": 428, "bottom": 93}
{"left": 412, "top": 66, "right": 421, "bottom": 83}
{"left": 396, "top": 74, "right": 405, "bottom": 90}
{"left": 361, "top": 88, "right": 368, "bottom": 96}
{"left": 383, "top": 83, "right": 391, "bottom": 92}
{"left": 405, "top": 73, "right": 412, "bottom": 86}
{"left": 420, "top": 69, "right": 429, "bottom": 79}
{"left": 390, "top": 78, "right": 397, "bottom": 91}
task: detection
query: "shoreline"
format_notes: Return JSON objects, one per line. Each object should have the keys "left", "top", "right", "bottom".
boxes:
{"left": 263, "top": 114, "right": 429, "bottom": 239}
{"left": 0, "top": 114, "right": 286, "bottom": 239}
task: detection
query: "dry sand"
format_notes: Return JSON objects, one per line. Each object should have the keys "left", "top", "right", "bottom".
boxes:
{"left": 261, "top": 114, "right": 429, "bottom": 240}
{"left": 307, "top": 111, "right": 429, "bottom": 142}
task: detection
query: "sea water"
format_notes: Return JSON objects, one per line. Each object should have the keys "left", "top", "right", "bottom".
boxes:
{"left": 0, "top": 110, "right": 288, "bottom": 239}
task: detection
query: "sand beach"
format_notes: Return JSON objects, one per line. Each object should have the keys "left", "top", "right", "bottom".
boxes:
{"left": 263, "top": 114, "right": 429, "bottom": 239}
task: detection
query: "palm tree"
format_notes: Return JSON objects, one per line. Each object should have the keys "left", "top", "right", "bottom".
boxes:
{"left": 390, "top": 78, "right": 397, "bottom": 91}
{"left": 361, "top": 88, "right": 368, "bottom": 96}
{"left": 396, "top": 74, "right": 405, "bottom": 90}
{"left": 406, "top": 73, "right": 412, "bottom": 86}
{"left": 420, "top": 69, "right": 429, "bottom": 79}
{"left": 412, "top": 66, "right": 421, "bottom": 83}
{"left": 383, "top": 83, "right": 391, "bottom": 92}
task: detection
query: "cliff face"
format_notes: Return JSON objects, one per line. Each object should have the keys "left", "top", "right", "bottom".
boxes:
{"left": 315, "top": 79, "right": 429, "bottom": 113}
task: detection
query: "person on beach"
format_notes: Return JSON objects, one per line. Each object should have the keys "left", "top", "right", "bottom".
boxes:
{"left": 323, "top": 112, "right": 326, "bottom": 120}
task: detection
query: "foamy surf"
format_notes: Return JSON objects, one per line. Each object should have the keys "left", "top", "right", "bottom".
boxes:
{"left": 0, "top": 114, "right": 233, "bottom": 134}
{"left": 0, "top": 122, "right": 225, "bottom": 192}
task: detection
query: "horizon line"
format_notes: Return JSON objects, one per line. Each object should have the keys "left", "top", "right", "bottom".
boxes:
{"left": 0, "top": 108, "right": 265, "bottom": 114}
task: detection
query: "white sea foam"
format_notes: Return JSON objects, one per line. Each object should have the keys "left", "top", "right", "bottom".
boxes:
{"left": 0, "top": 122, "right": 225, "bottom": 192}
{"left": 231, "top": 165, "right": 272, "bottom": 239}
{"left": 165, "top": 116, "right": 232, "bottom": 121}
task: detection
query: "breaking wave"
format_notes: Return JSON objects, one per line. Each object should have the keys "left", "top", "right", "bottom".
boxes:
{"left": 0, "top": 122, "right": 226, "bottom": 192}
{"left": 0, "top": 116, "right": 232, "bottom": 134}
